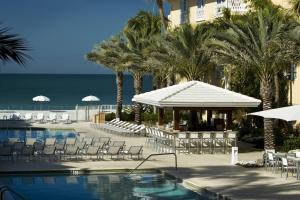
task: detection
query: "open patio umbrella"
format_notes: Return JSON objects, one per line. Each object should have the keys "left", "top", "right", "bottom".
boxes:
{"left": 82, "top": 95, "right": 100, "bottom": 121}
{"left": 32, "top": 95, "right": 50, "bottom": 110}
{"left": 247, "top": 105, "right": 300, "bottom": 121}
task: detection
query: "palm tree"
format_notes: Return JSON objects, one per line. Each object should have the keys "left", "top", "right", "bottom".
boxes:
{"left": 0, "top": 25, "right": 29, "bottom": 65}
{"left": 124, "top": 11, "right": 162, "bottom": 124}
{"left": 209, "top": 9, "right": 300, "bottom": 149}
{"left": 290, "top": 0, "right": 300, "bottom": 16}
{"left": 155, "top": 0, "right": 168, "bottom": 30}
{"left": 166, "top": 23, "right": 214, "bottom": 82}
{"left": 86, "top": 35, "right": 127, "bottom": 119}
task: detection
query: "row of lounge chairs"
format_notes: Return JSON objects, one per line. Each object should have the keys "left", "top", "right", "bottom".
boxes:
{"left": 91, "top": 119, "right": 146, "bottom": 137}
{"left": 0, "top": 136, "right": 143, "bottom": 160}
{"left": 1, "top": 113, "right": 71, "bottom": 124}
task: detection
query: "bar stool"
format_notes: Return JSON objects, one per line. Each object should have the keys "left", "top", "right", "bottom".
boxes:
{"left": 200, "top": 132, "right": 212, "bottom": 154}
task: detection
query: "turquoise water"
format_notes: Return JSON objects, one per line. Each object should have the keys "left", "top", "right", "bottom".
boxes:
{"left": 0, "top": 173, "right": 206, "bottom": 200}
{"left": 0, "top": 74, "right": 153, "bottom": 109}
{"left": 0, "top": 128, "right": 77, "bottom": 143}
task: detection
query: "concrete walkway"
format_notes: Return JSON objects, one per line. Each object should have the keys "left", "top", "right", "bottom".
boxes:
{"left": 0, "top": 122, "right": 300, "bottom": 200}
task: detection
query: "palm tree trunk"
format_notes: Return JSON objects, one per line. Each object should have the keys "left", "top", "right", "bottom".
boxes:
{"left": 133, "top": 73, "right": 143, "bottom": 124}
{"left": 156, "top": 0, "right": 168, "bottom": 31}
{"left": 274, "top": 74, "right": 279, "bottom": 128}
{"left": 261, "top": 79, "right": 275, "bottom": 150}
{"left": 115, "top": 71, "right": 123, "bottom": 120}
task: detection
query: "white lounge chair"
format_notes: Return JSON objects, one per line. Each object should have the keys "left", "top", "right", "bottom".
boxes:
{"left": 46, "top": 113, "right": 57, "bottom": 123}
{"left": 35, "top": 113, "right": 45, "bottom": 123}
{"left": 59, "top": 113, "right": 70, "bottom": 124}
{"left": 24, "top": 113, "right": 33, "bottom": 122}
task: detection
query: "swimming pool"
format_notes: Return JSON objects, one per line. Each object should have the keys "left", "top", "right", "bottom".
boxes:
{"left": 0, "top": 128, "right": 77, "bottom": 143}
{"left": 0, "top": 173, "right": 207, "bottom": 200}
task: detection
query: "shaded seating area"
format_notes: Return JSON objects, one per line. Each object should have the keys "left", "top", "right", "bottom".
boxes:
{"left": 0, "top": 136, "right": 143, "bottom": 161}
{"left": 133, "top": 81, "right": 261, "bottom": 132}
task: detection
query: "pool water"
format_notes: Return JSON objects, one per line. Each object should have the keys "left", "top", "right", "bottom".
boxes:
{"left": 0, "top": 173, "right": 207, "bottom": 200}
{"left": 0, "top": 128, "right": 77, "bottom": 143}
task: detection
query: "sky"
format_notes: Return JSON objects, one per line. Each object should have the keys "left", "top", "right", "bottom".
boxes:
{"left": 0, "top": 0, "right": 168, "bottom": 74}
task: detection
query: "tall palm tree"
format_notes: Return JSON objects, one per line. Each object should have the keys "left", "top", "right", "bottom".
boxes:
{"left": 0, "top": 26, "right": 29, "bottom": 65}
{"left": 155, "top": 0, "right": 168, "bottom": 30}
{"left": 166, "top": 23, "right": 214, "bottom": 82}
{"left": 86, "top": 35, "right": 127, "bottom": 119}
{"left": 209, "top": 9, "right": 300, "bottom": 149}
{"left": 124, "top": 11, "right": 162, "bottom": 124}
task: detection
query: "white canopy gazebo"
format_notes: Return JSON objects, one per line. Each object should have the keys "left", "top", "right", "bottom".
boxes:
{"left": 133, "top": 81, "right": 261, "bottom": 130}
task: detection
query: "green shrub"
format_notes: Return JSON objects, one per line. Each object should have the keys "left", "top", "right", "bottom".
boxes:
{"left": 281, "top": 137, "right": 300, "bottom": 152}
{"left": 105, "top": 112, "right": 116, "bottom": 121}
{"left": 121, "top": 111, "right": 134, "bottom": 122}
{"left": 142, "top": 112, "right": 157, "bottom": 125}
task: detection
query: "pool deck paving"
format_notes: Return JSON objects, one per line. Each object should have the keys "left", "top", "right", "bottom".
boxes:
{"left": 1, "top": 122, "right": 300, "bottom": 200}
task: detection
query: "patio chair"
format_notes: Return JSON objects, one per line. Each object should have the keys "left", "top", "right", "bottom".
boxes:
{"left": 176, "top": 133, "right": 188, "bottom": 154}
{"left": 281, "top": 157, "right": 297, "bottom": 179}
{"left": 0, "top": 146, "right": 12, "bottom": 160}
{"left": 46, "top": 113, "right": 57, "bottom": 123}
{"left": 59, "top": 113, "right": 70, "bottom": 124}
{"left": 25, "top": 138, "right": 36, "bottom": 146}
{"left": 225, "top": 131, "right": 237, "bottom": 153}
{"left": 75, "top": 141, "right": 86, "bottom": 153}
{"left": 83, "top": 137, "right": 94, "bottom": 147}
{"left": 98, "top": 137, "right": 110, "bottom": 145}
{"left": 45, "top": 138, "right": 56, "bottom": 146}
{"left": 55, "top": 142, "right": 65, "bottom": 157}
{"left": 11, "top": 113, "right": 22, "bottom": 120}
{"left": 124, "top": 146, "right": 143, "bottom": 160}
{"left": 36, "top": 113, "right": 45, "bottom": 123}
{"left": 266, "top": 152, "right": 276, "bottom": 172}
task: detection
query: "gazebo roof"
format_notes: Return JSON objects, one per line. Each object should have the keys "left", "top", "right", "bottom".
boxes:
{"left": 132, "top": 81, "right": 261, "bottom": 108}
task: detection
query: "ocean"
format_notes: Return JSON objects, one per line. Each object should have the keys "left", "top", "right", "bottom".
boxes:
{"left": 0, "top": 74, "right": 153, "bottom": 110}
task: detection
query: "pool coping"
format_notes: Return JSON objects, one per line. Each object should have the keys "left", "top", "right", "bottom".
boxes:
{"left": 0, "top": 168, "right": 234, "bottom": 200}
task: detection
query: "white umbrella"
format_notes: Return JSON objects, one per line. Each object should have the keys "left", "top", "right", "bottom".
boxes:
{"left": 82, "top": 95, "right": 100, "bottom": 102}
{"left": 247, "top": 105, "right": 300, "bottom": 121}
{"left": 82, "top": 95, "right": 100, "bottom": 121}
{"left": 32, "top": 95, "right": 50, "bottom": 110}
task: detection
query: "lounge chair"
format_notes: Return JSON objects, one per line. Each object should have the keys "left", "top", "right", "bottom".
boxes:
{"left": 45, "top": 138, "right": 56, "bottom": 146}
{"left": 65, "top": 138, "right": 76, "bottom": 145}
{"left": 86, "top": 146, "right": 100, "bottom": 159}
{"left": 36, "top": 113, "right": 45, "bottom": 123}
{"left": 26, "top": 138, "right": 37, "bottom": 146}
{"left": 63, "top": 145, "right": 78, "bottom": 160}
{"left": 33, "top": 142, "right": 44, "bottom": 154}
{"left": 124, "top": 146, "right": 143, "bottom": 159}
{"left": 59, "top": 113, "right": 70, "bottom": 124}
{"left": 0, "top": 146, "right": 12, "bottom": 160}
{"left": 12, "top": 142, "right": 24, "bottom": 155}
{"left": 102, "top": 146, "right": 123, "bottom": 159}
{"left": 42, "top": 146, "right": 56, "bottom": 160}
{"left": 46, "top": 113, "right": 57, "bottom": 123}
{"left": 11, "top": 113, "right": 22, "bottom": 120}
{"left": 75, "top": 141, "right": 86, "bottom": 153}
{"left": 21, "top": 146, "right": 34, "bottom": 160}
{"left": 110, "top": 141, "right": 125, "bottom": 151}
{"left": 24, "top": 113, "right": 33, "bottom": 122}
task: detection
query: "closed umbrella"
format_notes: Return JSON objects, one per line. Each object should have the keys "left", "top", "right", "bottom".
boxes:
{"left": 82, "top": 95, "right": 100, "bottom": 121}
{"left": 247, "top": 105, "right": 300, "bottom": 121}
{"left": 32, "top": 95, "right": 50, "bottom": 110}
